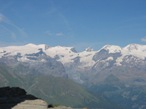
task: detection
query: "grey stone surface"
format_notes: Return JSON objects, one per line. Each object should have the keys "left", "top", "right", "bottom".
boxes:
{"left": 12, "top": 99, "right": 48, "bottom": 109}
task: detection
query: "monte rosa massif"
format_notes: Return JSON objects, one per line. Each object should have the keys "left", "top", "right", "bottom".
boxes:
{"left": 1, "top": 43, "right": 146, "bottom": 65}
{"left": 0, "top": 43, "right": 146, "bottom": 109}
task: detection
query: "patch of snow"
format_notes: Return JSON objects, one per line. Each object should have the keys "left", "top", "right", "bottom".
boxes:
{"left": 122, "top": 44, "right": 146, "bottom": 59}
{"left": 17, "top": 56, "right": 30, "bottom": 62}
{"left": 101, "top": 45, "right": 122, "bottom": 53}
{"left": 115, "top": 57, "right": 123, "bottom": 65}
{"left": 106, "top": 57, "right": 113, "bottom": 61}
{"left": 38, "top": 44, "right": 49, "bottom": 51}
{"left": 78, "top": 50, "right": 97, "bottom": 68}
{"left": 85, "top": 47, "right": 93, "bottom": 52}
{"left": 0, "top": 44, "right": 49, "bottom": 58}
{"left": 45, "top": 46, "right": 78, "bottom": 64}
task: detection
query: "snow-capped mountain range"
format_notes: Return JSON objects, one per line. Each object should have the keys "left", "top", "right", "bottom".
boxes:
{"left": 1, "top": 43, "right": 146, "bottom": 84}
{"left": 1, "top": 43, "right": 146, "bottom": 67}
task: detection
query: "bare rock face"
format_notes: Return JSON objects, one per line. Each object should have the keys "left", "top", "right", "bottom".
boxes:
{"left": 12, "top": 99, "right": 48, "bottom": 109}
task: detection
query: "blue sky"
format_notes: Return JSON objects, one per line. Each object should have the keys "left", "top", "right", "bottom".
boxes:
{"left": 0, "top": 0, "right": 146, "bottom": 50}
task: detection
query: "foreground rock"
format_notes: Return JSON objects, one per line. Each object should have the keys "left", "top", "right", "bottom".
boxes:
{"left": 0, "top": 87, "right": 48, "bottom": 109}
{"left": 12, "top": 99, "right": 48, "bottom": 109}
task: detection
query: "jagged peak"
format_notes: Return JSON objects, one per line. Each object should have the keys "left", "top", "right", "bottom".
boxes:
{"left": 101, "top": 44, "right": 122, "bottom": 53}
{"left": 123, "top": 43, "right": 146, "bottom": 51}
{"left": 85, "top": 47, "right": 93, "bottom": 52}
{"left": 49, "top": 46, "right": 77, "bottom": 53}
{"left": 102, "top": 44, "right": 121, "bottom": 49}
{"left": 24, "top": 43, "right": 50, "bottom": 51}
{"left": 24, "top": 43, "right": 37, "bottom": 47}
{"left": 70, "top": 47, "right": 77, "bottom": 53}
{"left": 38, "top": 44, "right": 49, "bottom": 51}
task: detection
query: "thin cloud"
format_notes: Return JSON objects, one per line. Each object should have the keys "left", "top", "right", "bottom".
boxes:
{"left": 56, "top": 32, "right": 64, "bottom": 36}
{"left": 141, "top": 36, "right": 146, "bottom": 42}
{"left": 0, "top": 13, "right": 7, "bottom": 23}
{"left": 45, "top": 31, "right": 52, "bottom": 36}
{"left": 45, "top": 31, "right": 65, "bottom": 37}
{"left": 58, "top": 13, "right": 72, "bottom": 31}
{"left": 45, "top": 1, "right": 73, "bottom": 32}
{"left": 0, "top": 13, "right": 28, "bottom": 39}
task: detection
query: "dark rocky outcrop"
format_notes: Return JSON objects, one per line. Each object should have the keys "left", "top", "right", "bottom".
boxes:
{"left": 0, "top": 87, "right": 38, "bottom": 109}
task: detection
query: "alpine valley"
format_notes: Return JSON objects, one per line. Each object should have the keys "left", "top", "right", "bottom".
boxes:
{"left": 0, "top": 43, "right": 146, "bottom": 109}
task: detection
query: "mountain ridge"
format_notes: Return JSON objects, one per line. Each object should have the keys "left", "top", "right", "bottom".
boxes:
{"left": 1, "top": 43, "right": 146, "bottom": 69}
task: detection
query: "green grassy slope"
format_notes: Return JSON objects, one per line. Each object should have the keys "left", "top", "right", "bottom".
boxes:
{"left": 0, "top": 63, "right": 130, "bottom": 109}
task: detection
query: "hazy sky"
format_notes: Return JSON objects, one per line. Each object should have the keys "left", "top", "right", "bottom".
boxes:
{"left": 0, "top": 0, "right": 146, "bottom": 50}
